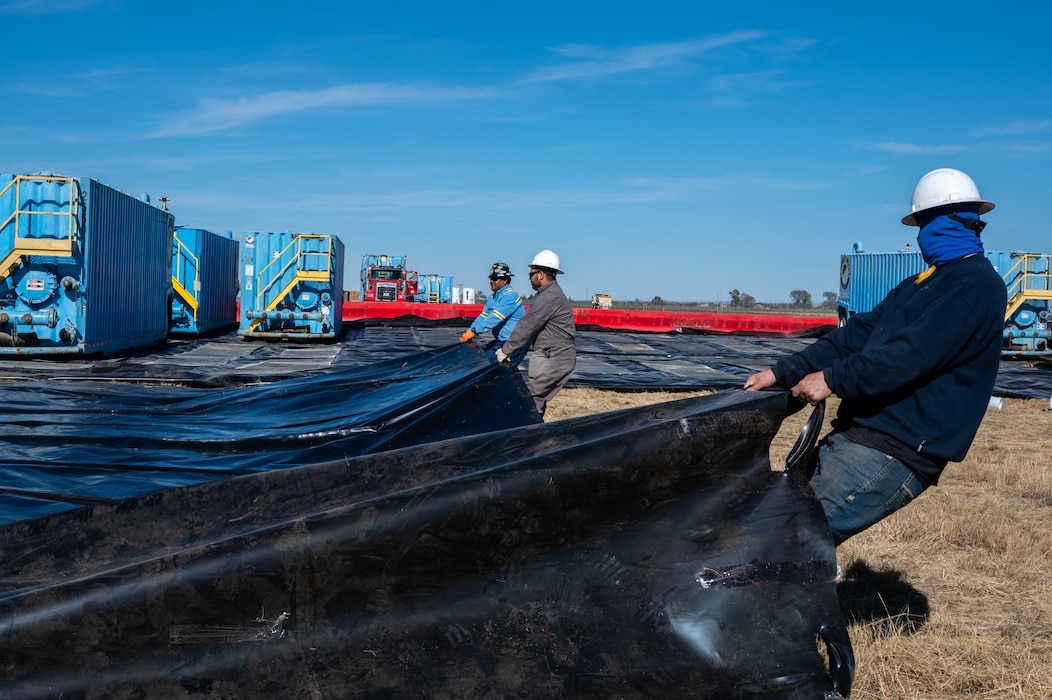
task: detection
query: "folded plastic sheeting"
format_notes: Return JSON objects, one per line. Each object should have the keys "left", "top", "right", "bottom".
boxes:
{"left": 3, "top": 328, "right": 1048, "bottom": 397}
{"left": 0, "top": 343, "right": 539, "bottom": 525}
{"left": 0, "top": 390, "right": 853, "bottom": 699}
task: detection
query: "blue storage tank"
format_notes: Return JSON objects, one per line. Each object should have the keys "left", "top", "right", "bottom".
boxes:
{"left": 171, "top": 227, "right": 239, "bottom": 336}
{"left": 238, "top": 231, "right": 344, "bottom": 340}
{"left": 0, "top": 173, "right": 175, "bottom": 355}
{"left": 419, "top": 274, "right": 454, "bottom": 303}
{"left": 987, "top": 251, "right": 1052, "bottom": 356}
{"left": 837, "top": 243, "right": 1052, "bottom": 357}
{"left": 836, "top": 245, "right": 925, "bottom": 324}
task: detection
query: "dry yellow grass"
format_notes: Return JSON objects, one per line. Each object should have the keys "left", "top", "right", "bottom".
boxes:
{"left": 546, "top": 388, "right": 1052, "bottom": 698}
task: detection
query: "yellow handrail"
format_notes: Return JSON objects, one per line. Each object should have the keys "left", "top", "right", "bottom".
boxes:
{"left": 0, "top": 175, "right": 80, "bottom": 282}
{"left": 172, "top": 235, "right": 201, "bottom": 320}
{"left": 249, "top": 234, "right": 335, "bottom": 330}
{"left": 0, "top": 174, "right": 79, "bottom": 243}
{"left": 1003, "top": 253, "right": 1052, "bottom": 322}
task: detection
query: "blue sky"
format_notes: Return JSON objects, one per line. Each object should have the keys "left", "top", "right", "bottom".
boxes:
{"left": 3, "top": 1, "right": 1049, "bottom": 304}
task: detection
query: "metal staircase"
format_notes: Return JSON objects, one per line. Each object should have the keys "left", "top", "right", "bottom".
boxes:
{"left": 172, "top": 235, "right": 200, "bottom": 322}
{"left": 249, "top": 233, "right": 334, "bottom": 331}
{"left": 1002, "top": 253, "right": 1052, "bottom": 322}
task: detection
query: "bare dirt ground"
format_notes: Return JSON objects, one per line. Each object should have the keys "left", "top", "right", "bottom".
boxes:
{"left": 546, "top": 388, "right": 1052, "bottom": 699}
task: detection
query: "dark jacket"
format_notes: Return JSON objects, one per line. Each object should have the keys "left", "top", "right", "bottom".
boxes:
{"left": 774, "top": 254, "right": 1005, "bottom": 482}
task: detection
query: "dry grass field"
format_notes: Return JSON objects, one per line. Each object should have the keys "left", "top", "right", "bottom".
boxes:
{"left": 546, "top": 388, "right": 1052, "bottom": 698}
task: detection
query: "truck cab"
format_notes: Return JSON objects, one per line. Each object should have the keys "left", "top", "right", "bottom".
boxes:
{"left": 361, "top": 254, "right": 417, "bottom": 302}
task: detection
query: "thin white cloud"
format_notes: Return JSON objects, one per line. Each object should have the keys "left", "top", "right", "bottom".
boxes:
{"left": 18, "top": 66, "right": 147, "bottom": 97}
{"left": 973, "top": 120, "right": 1052, "bottom": 136}
{"left": 525, "top": 31, "right": 767, "bottom": 83}
{"left": 0, "top": 0, "right": 102, "bottom": 14}
{"left": 1006, "top": 141, "right": 1052, "bottom": 153}
{"left": 741, "top": 175, "right": 827, "bottom": 191}
{"left": 866, "top": 141, "right": 968, "bottom": 156}
{"left": 149, "top": 83, "right": 502, "bottom": 138}
{"left": 621, "top": 176, "right": 720, "bottom": 195}
{"left": 183, "top": 171, "right": 820, "bottom": 216}
{"left": 706, "top": 69, "right": 801, "bottom": 94}
{"left": 239, "top": 185, "right": 670, "bottom": 214}
{"left": 266, "top": 175, "right": 751, "bottom": 213}
{"left": 148, "top": 31, "right": 804, "bottom": 138}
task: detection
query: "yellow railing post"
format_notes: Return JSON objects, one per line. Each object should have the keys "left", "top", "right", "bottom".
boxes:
{"left": 0, "top": 175, "right": 79, "bottom": 283}
{"left": 248, "top": 233, "right": 335, "bottom": 331}
{"left": 1003, "top": 253, "right": 1052, "bottom": 323}
{"left": 171, "top": 235, "right": 201, "bottom": 320}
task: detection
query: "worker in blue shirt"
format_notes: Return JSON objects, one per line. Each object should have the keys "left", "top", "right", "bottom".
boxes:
{"left": 744, "top": 168, "right": 1005, "bottom": 545}
{"left": 460, "top": 262, "right": 525, "bottom": 354}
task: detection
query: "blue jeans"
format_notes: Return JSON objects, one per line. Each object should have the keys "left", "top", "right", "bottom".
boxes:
{"left": 808, "top": 432, "right": 927, "bottom": 546}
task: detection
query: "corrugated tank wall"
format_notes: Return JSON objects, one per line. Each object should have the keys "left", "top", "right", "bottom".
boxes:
{"left": 82, "top": 179, "right": 174, "bottom": 353}
{"left": 841, "top": 252, "right": 926, "bottom": 314}
{"left": 331, "top": 235, "right": 345, "bottom": 337}
{"left": 195, "top": 229, "right": 239, "bottom": 334}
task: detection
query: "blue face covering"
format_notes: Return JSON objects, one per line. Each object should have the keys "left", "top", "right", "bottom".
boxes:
{"left": 916, "top": 203, "right": 984, "bottom": 266}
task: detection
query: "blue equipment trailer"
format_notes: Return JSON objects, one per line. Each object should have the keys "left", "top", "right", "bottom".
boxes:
{"left": 238, "top": 231, "right": 344, "bottom": 340}
{"left": 0, "top": 173, "right": 174, "bottom": 355}
{"left": 419, "top": 273, "right": 454, "bottom": 303}
{"left": 171, "top": 227, "right": 239, "bottom": 336}
{"left": 837, "top": 243, "right": 1052, "bottom": 358}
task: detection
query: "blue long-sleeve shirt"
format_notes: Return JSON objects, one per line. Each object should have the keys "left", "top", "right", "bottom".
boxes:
{"left": 773, "top": 254, "right": 1005, "bottom": 482}
{"left": 470, "top": 284, "right": 524, "bottom": 342}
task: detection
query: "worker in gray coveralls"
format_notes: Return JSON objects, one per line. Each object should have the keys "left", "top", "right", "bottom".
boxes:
{"left": 496, "top": 250, "right": 577, "bottom": 416}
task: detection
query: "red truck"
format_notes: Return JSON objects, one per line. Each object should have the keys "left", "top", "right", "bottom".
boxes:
{"left": 361, "top": 254, "right": 419, "bottom": 302}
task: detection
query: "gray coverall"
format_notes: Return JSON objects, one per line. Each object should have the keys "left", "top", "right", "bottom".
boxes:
{"left": 500, "top": 279, "right": 577, "bottom": 415}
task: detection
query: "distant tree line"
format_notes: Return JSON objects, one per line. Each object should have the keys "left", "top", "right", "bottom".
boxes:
{"left": 726, "top": 289, "right": 837, "bottom": 310}
{"left": 572, "top": 290, "right": 839, "bottom": 313}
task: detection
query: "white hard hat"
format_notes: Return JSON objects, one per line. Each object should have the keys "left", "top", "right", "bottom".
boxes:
{"left": 529, "top": 249, "right": 562, "bottom": 274}
{"left": 902, "top": 168, "right": 995, "bottom": 226}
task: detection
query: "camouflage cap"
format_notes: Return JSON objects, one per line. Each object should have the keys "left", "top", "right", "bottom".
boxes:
{"left": 489, "top": 262, "right": 513, "bottom": 280}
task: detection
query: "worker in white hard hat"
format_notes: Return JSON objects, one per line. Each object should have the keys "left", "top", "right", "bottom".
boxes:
{"left": 744, "top": 168, "right": 1005, "bottom": 545}
{"left": 460, "top": 262, "right": 525, "bottom": 354}
{"left": 496, "top": 250, "right": 576, "bottom": 416}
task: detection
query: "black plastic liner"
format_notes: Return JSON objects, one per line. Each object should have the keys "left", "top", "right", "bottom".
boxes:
{"left": 0, "top": 390, "right": 853, "bottom": 699}
{"left": 3, "top": 326, "right": 1047, "bottom": 397}
{"left": 0, "top": 343, "right": 539, "bottom": 524}
{"left": 989, "top": 358, "right": 1052, "bottom": 399}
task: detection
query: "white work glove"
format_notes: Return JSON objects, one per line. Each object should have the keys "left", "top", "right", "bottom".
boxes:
{"left": 495, "top": 348, "right": 509, "bottom": 364}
